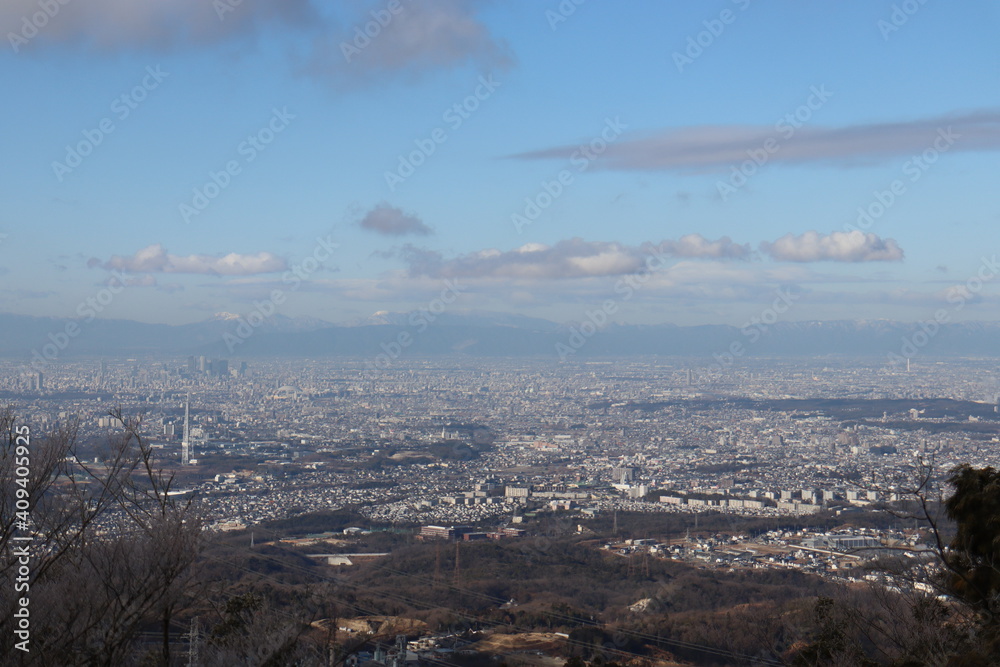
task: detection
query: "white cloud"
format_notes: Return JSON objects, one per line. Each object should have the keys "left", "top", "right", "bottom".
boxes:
{"left": 398, "top": 238, "right": 650, "bottom": 280}
{"left": 760, "top": 231, "right": 904, "bottom": 263}
{"left": 654, "top": 234, "right": 751, "bottom": 259}
{"left": 94, "top": 244, "right": 287, "bottom": 276}
{"left": 396, "top": 232, "right": 897, "bottom": 281}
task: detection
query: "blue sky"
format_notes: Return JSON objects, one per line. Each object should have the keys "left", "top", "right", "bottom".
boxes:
{"left": 2, "top": 0, "right": 998, "bottom": 326}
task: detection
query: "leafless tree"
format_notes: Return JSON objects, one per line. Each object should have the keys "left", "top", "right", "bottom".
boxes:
{"left": 1, "top": 406, "right": 203, "bottom": 666}
{"left": 794, "top": 457, "right": 1000, "bottom": 665}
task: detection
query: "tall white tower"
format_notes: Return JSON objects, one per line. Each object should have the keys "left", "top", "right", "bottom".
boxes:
{"left": 181, "top": 394, "right": 192, "bottom": 466}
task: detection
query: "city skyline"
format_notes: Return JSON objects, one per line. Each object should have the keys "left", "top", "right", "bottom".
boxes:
{"left": 6, "top": 4, "right": 1000, "bottom": 658}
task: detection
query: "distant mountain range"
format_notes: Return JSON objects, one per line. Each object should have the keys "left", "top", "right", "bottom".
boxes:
{"left": 0, "top": 311, "right": 997, "bottom": 361}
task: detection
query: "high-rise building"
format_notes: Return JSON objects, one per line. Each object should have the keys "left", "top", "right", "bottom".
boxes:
{"left": 181, "top": 394, "right": 192, "bottom": 466}
{"left": 30, "top": 371, "right": 43, "bottom": 392}
{"left": 612, "top": 466, "right": 635, "bottom": 484}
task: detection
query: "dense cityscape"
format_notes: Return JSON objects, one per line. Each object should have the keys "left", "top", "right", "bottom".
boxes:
{"left": 5, "top": 1, "right": 999, "bottom": 663}
{"left": 6, "top": 354, "right": 998, "bottom": 533}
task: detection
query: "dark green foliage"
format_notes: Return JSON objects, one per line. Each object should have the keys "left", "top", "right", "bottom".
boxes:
{"left": 944, "top": 464, "right": 1000, "bottom": 615}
